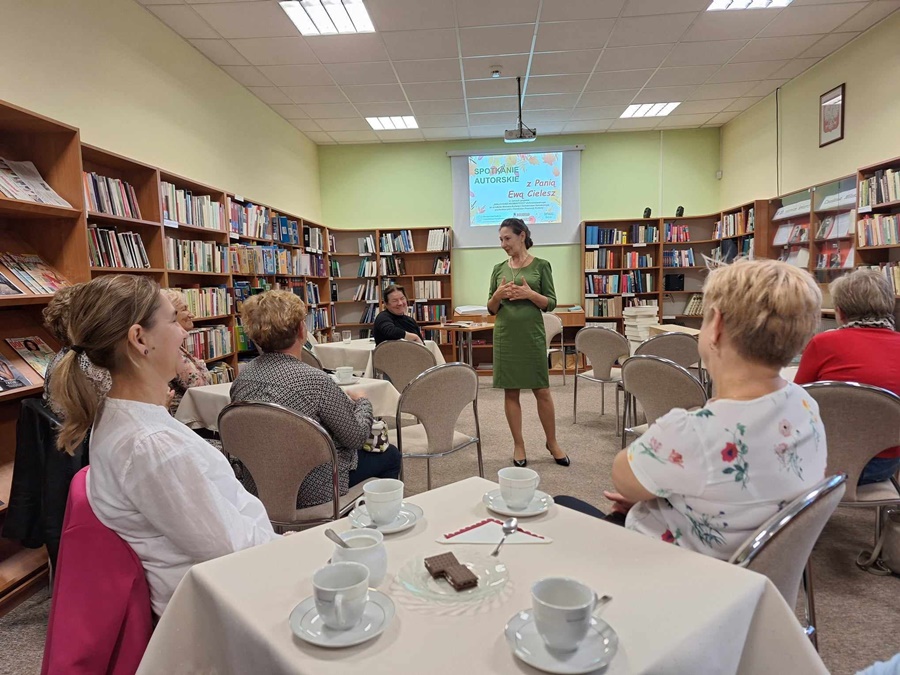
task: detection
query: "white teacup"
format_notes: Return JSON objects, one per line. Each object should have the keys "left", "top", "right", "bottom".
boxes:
{"left": 498, "top": 467, "right": 540, "bottom": 509}
{"left": 331, "top": 529, "right": 388, "bottom": 587}
{"left": 335, "top": 366, "right": 354, "bottom": 383}
{"left": 312, "top": 561, "right": 369, "bottom": 631}
{"left": 532, "top": 577, "right": 605, "bottom": 652}
{"left": 356, "top": 478, "right": 404, "bottom": 526}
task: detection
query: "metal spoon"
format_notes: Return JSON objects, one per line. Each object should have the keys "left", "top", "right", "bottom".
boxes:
{"left": 491, "top": 517, "right": 518, "bottom": 557}
{"left": 324, "top": 528, "right": 350, "bottom": 549}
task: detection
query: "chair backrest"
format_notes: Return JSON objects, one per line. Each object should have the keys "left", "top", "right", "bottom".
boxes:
{"left": 372, "top": 339, "right": 437, "bottom": 392}
{"left": 397, "top": 362, "right": 479, "bottom": 455}
{"left": 635, "top": 332, "right": 700, "bottom": 370}
{"left": 575, "top": 326, "right": 630, "bottom": 379}
{"left": 217, "top": 402, "right": 340, "bottom": 523}
{"left": 306, "top": 331, "right": 319, "bottom": 346}
{"left": 542, "top": 312, "right": 563, "bottom": 350}
{"left": 730, "top": 474, "right": 846, "bottom": 606}
{"left": 802, "top": 381, "right": 900, "bottom": 501}
{"left": 300, "top": 346, "right": 324, "bottom": 370}
{"left": 621, "top": 355, "right": 707, "bottom": 425}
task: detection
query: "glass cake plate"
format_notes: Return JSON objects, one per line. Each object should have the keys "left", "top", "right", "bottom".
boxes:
{"left": 396, "top": 550, "right": 509, "bottom": 603}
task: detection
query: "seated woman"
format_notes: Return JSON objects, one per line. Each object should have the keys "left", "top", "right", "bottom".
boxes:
{"left": 51, "top": 275, "right": 278, "bottom": 616}
{"left": 160, "top": 289, "right": 212, "bottom": 416}
{"left": 795, "top": 268, "right": 900, "bottom": 484}
{"left": 557, "top": 259, "right": 826, "bottom": 561}
{"left": 230, "top": 290, "right": 401, "bottom": 508}
{"left": 373, "top": 284, "right": 423, "bottom": 345}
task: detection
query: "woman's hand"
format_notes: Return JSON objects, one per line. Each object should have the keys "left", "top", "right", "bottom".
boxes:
{"left": 404, "top": 332, "right": 423, "bottom": 344}
{"left": 491, "top": 277, "right": 514, "bottom": 303}
{"left": 506, "top": 278, "right": 535, "bottom": 302}
{"left": 603, "top": 490, "right": 636, "bottom": 515}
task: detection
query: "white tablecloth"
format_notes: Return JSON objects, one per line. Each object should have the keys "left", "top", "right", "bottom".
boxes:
{"left": 139, "top": 477, "right": 826, "bottom": 675}
{"left": 315, "top": 339, "right": 445, "bottom": 378}
{"left": 174, "top": 378, "right": 401, "bottom": 431}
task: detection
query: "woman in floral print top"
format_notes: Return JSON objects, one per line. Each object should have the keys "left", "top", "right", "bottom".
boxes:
{"left": 161, "top": 289, "right": 212, "bottom": 416}
{"left": 601, "top": 260, "right": 825, "bottom": 560}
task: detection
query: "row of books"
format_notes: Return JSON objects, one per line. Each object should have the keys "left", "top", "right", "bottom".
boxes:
{"left": 815, "top": 212, "right": 854, "bottom": 240}
{"left": 307, "top": 307, "right": 331, "bottom": 332}
{"left": 413, "top": 280, "right": 442, "bottom": 299}
{"left": 859, "top": 169, "right": 900, "bottom": 208}
{"left": 359, "top": 303, "right": 378, "bottom": 324}
{"left": 229, "top": 202, "right": 270, "bottom": 240}
{"left": 357, "top": 258, "right": 377, "bottom": 278}
{"left": 414, "top": 304, "right": 447, "bottom": 322}
{"left": 306, "top": 281, "right": 322, "bottom": 305}
{"left": 778, "top": 246, "right": 810, "bottom": 268}
{"left": 358, "top": 235, "right": 377, "bottom": 254}
{"left": 161, "top": 181, "right": 225, "bottom": 230}
{"left": 380, "top": 230, "right": 415, "bottom": 253}
{"left": 710, "top": 239, "right": 739, "bottom": 264}
{"left": 683, "top": 293, "right": 704, "bottom": 316}
{"left": 380, "top": 256, "right": 405, "bottom": 276}
{"left": 88, "top": 225, "right": 150, "bottom": 269}
{"left": 585, "top": 226, "right": 627, "bottom": 246}
{"left": 857, "top": 214, "right": 900, "bottom": 247}
{"left": 174, "top": 286, "right": 232, "bottom": 318}
{"left": 183, "top": 325, "right": 232, "bottom": 361}
{"left": 0, "top": 252, "right": 69, "bottom": 294}
{"left": 207, "top": 362, "right": 234, "bottom": 384}
{"left": 622, "top": 252, "right": 653, "bottom": 268}
{"left": 858, "top": 263, "right": 900, "bottom": 294}
{"left": 433, "top": 257, "right": 451, "bottom": 274}
{"left": 584, "top": 272, "right": 654, "bottom": 295}
{"left": 628, "top": 224, "right": 659, "bottom": 244}
{"left": 83, "top": 171, "right": 143, "bottom": 219}
{"left": 815, "top": 243, "right": 854, "bottom": 270}
{"left": 585, "top": 296, "right": 623, "bottom": 318}
{"left": 584, "top": 249, "right": 615, "bottom": 270}
{"left": 772, "top": 221, "right": 810, "bottom": 246}
{"left": 715, "top": 212, "right": 743, "bottom": 239}
{"left": 663, "top": 222, "right": 691, "bottom": 243}
{"left": 426, "top": 228, "right": 451, "bottom": 251}
{"left": 353, "top": 279, "right": 378, "bottom": 302}
{"left": 308, "top": 226, "right": 325, "bottom": 252}
{"left": 165, "top": 237, "right": 228, "bottom": 273}
{"left": 663, "top": 249, "right": 695, "bottom": 267}
{"left": 0, "top": 158, "right": 71, "bottom": 207}
{"left": 422, "top": 328, "right": 452, "bottom": 345}
{"left": 3, "top": 335, "right": 56, "bottom": 381}
{"left": 274, "top": 215, "right": 300, "bottom": 245}
{"left": 621, "top": 271, "right": 654, "bottom": 293}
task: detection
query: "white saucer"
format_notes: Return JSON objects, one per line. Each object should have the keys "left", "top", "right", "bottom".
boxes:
{"left": 330, "top": 374, "right": 361, "bottom": 386}
{"left": 483, "top": 489, "right": 554, "bottom": 517}
{"left": 290, "top": 590, "right": 395, "bottom": 648}
{"left": 350, "top": 502, "right": 424, "bottom": 534}
{"left": 505, "top": 609, "right": 619, "bottom": 674}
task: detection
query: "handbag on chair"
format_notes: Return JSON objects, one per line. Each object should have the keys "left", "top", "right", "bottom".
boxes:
{"left": 857, "top": 506, "right": 900, "bottom": 576}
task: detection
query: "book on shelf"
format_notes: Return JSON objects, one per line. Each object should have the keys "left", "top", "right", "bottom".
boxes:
{"left": 663, "top": 222, "right": 691, "bottom": 243}
{"left": 0, "top": 353, "right": 32, "bottom": 390}
{"left": 715, "top": 212, "right": 743, "bottom": 238}
{"left": 306, "top": 281, "right": 322, "bottom": 305}
{"left": 816, "top": 244, "right": 854, "bottom": 269}
{"left": 857, "top": 214, "right": 900, "bottom": 247}
{"left": 207, "top": 362, "right": 234, "bottom": 385}
{"left": 413, "top": 279, "right": 442, "bottom": 299}
{"left": 381, "top": 230, "right": 414, "bottom": 253}
{"left": 174, "top": 285, "right": 232, "bottom": 318}
{"left": 88, "top": 225, "right": 150, "bottom": 269}
{"left": 778, "top": 246, "right": 810, "bottom": 268}
{"left": 83, "top": 172, "right": 142, "bottom": 219}
{"left": 166, "top": 238, "right": 228, "bottom": 274}
{"left": 229, "top": 244, "right": 276, "bottom": 275}
{"left": 772, "top": 221, "right": 809, "bottom": 246}
{"left": 183, "top": 324, "right": 232, "bottom": 361}
{"left": 819, "top": 188, "right": 857, "bottom": 211}
{"left": 354, "top": 279, "right": 378, "bottom": 302}
{"left": 330, "top": 259, "right": 342, "bottom": 277}
{"left": 585, "top": 225, "right": 627, "bottom": 246}
{"left": 360, "top": 303, "right": 378, "bottom": 324}
{"left": 357, "top": 257, "right": 377, "bottom": 278}
{"left": 229, "top": 202, "right": 270, "bottom": 239}
{"left": 5, "top": 336, "right": 56, "bottom": 378}
{"left": 161, "top": 181, "right": 224, "bottom": 230}
{"left": 357, "top": 235, "right": 377, "bottom": 255}
{"left": 663, "top": 248, "right": 695, "bottom": 267}
{"left": 415, "top": 304, "right": 447, "bottom": 322}
{"left": 433, "top": 257, "right": 450, "bottom": 274}
{"left": 427, "top": 228, "right": 450, "bottom": 251}
{"left": 272, "top": 215, "right": 300, "bottom": 245}
{"left": 772, "top": 200, "right": 811, "bottom": 221}
{"left": 379, "top": 255, "right": 406, "bottom": 276}
{"left": 741, "top": 236, "right": 754, "bottom": 259}
{"left": 683, "top": 293, "right": 704, "bottom": 316}
{"left": 0, "top": 252, "right": 70, "bottom": 294}
{"left": 623, "top": 252, "right": 653, "bottom": 268}
{"left": 0, "top": 267, "right": 23, "bottom": 296}
{"left": 629, "top": 223, "right": 658, "bottom": 244}
{"left": 859, "top": 169, "right": 900, "bottom": 208}
{"left": 0, "top": 158, "right": 71, "bottom": 207}
{"left": 747, "top": 207, "right": 755, "bottom": 233}
{"left": 585, "top": 296, "right": 622, "bottom": 318}
{"left": 306, "top": 225, "right": 325, "bottom": 252}
{"left": 584, "top": 248, "right": 615, "bottom": 270}
{"left": 711, "top": 239, "right": 739, "bottom": 264}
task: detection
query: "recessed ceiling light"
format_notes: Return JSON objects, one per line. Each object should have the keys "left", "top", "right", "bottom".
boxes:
{"left": 707, "top": 0, "right": 792, "bottom": 10}
{"left": 366, "top": 116, "right": 418, "bottom": 131}
{"left": 620, "top": 102, "right": 680, "bottom": 119}
{"left": 279, "top": 0, "right": 375, "bottom": 36}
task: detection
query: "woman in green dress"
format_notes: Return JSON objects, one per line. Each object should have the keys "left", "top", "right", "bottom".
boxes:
{"left": 487, "top": 218, "right": 570, "bottom": 468}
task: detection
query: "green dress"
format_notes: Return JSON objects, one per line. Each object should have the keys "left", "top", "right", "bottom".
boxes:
{"left": 489, "top": 257, "right": 557, "bottom": 389}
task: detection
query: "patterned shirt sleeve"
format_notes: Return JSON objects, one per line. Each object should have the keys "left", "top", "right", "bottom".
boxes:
{"left": 317, "top": 379, "right": 373, "bottom": 451}
{"left": 627, "top": 408, "right": 709, "bottom": 499}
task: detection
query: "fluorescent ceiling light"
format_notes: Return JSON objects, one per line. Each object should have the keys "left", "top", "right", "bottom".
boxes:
{"left": 279, "top": 0, "right": 375, "bottom": 35}
{"left": 620, "top": 102, "right": 681, "bottom": 119}
{"left": 707, "top": 0, "right": 792, "bottom": 9}
{"left": 366, "top": 116, "right": 418, "bottom": 130}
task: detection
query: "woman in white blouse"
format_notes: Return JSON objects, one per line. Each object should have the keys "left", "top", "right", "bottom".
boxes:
{"left": 51, "top": 275, "right": 278, "bottom": 616}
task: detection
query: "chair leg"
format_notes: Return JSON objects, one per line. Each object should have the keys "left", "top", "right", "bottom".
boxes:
{"left": 426, "top": 457, "right": 432, "bottom": 491}
{"left": 573, "top": 375, "right": 578, "bottom": 424}
{"left": 803, "top": 561, "right": 818, "bottom": 651}
{"left": 601, "top": 381, "right": 606, "bottom": 415}
{"left": 614, "top": 387, "right": 620, "bottom": 436}
{"left": 875, "top": 505, "right": 884, "bottom": 548}
{"left": 476, "top": 440, "right": 484, "bottom": 478}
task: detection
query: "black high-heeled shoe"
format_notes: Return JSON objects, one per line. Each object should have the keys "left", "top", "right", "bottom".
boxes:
{"left": 513, "top": 457, "right": 528, "bottom": 468}
{"left": 546, "top": 443, "right": 570, "bottom": 467}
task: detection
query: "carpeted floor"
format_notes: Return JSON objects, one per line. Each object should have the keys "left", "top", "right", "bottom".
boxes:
{"left": 1, "top": 377, "right": 897, "bottom": 674}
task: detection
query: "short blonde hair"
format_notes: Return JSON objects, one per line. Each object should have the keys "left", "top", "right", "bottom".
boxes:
{"left": 240, "top": 290, "right": 307, "bottom": 353}
{"left": 830, "top": 269, "right": 895, "bottom": 323}
{"left": 160, "top": 288, "right": 186, "bottom": 311}
{"left": 703, "top": 259, "right": 821, "bottom": 367}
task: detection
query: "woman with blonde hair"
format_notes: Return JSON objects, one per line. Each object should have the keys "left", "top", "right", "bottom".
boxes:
{"left": 51, "top": 275, "right": 277, "bottom": 616}
{"left": 557, "top": 260, "right": 827, "bottom": 560}
{"left": 159, "top": 288, "right": 212, "bottom": 415}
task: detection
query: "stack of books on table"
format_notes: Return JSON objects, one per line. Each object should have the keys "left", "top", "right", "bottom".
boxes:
{"left": 623, "top": 306, "right": 659, "bottom": 350}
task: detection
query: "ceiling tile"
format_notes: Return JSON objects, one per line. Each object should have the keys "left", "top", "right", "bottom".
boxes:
{"left": 607, "top": 13, "right": 697, "bottom": 47}
{"left": 416, "top": 114, "right": 468, "bottom": 127}
{"left": 138, "top": 0, "right": 185, "bottom": 4}
{"left": 353, "top": 102, "right": 414, "bottom": 116}
{"left": 456, "top": 0, "right": 540, "bottom": 27}
{"left": 329, "top": 131, "right": 380, "bottom": 143}
{"left": 530, "top": 50, "right": 602, "bottom": 76}
{"left": 465, "top": 78, "right": 521, "bottom": 99}
{"left": 655, "top": 113, "right": 715, "bottom": 127}
{"left": 743, "top": 79, "right": 789, "bottom": 97}
{"left": 610, "top": 118, "right": 661, "bottom": 130}
{"left": 468, "top": 125, "right": 513, "bottom": 138}
{"left": 469, "top": 111, "right": 518, "bottom": 126}
{"left": 192, "top": 2, "right": 295, "bottom": 38}
{"left": 790, "top": 0, "right": 869, "bottom": 4}
{"left": 622, "top": 0, "right": 709, "bottom": 15}
{"left": 394, "top": 59, "right": 461, "bottom": 83}
{"left": 597, "top": 44, "right": 674, "bottom": 71}
{"left": 382, "top": 29, "right": 459, "bottom": 61}
{"left": 524, "top": 94, "right": 580, "bottom": 110}
{"left": 682, "top": 9, "right": 781, "bottom": 42}
{"left": 229, "top": 37, "right": 318, "bottom": 65}
{"left": 670, "top": 99, "right": 733, "bottom": 114}
{"left": 404, "top": 81, "right": 465, "bottom": 101}
{"left": 664, "top": 40, "right": 746, "bottom": 66}
{"left": 315, "top": 118, "right": 372, "bottom": 132}
{"left": 540, "top": 0, "right": 626, "bottom": 20}
{"left": 838, "top": 1, "right": 900, "bottom": 32}
{"left": 577, "top": 90, "right": 640, "bottom": 107}
{"left": 186, "top": 0, "right": 285, "bottom": 3}
{"left": 463, "top": 55, "right": 531, "bottom": 80}
{"left": 689, "top": 82, "right": 756, "bottom": 100}
{"left": 257, "top": 65, "right": 334, "bottom": 87}
{"left": 769, "top": 57, "right": 821, "bottom": 79}
{"left": 147, "top": 5, "right": 219, "bottom": 38}
{"left": 247, "top": 86, "right": 292, "bottom": 104}
{"left": 189, "top": 38, "right": 250, "bottom": 65}
{"left": 299, "top": 102, "right": 359, "bottom": 118}
{"left": 535, "top": 20, "right": 616, "bottom": 51}
{"left": 570, "top": 106, "right": 629, "bottom": 120}
{"left": 585, "top": 69, "right": 655, "bottom": 91}
{"left": 220, "top": 65, "right": 272, "bottom": 86}
{"left": 341, "top": 83, "right": 407, "bottom": 103}
{"left": 410, "top": 99, "right": 467, "bottom": 115}
{"left": 365, "top": 0, "right": 456, "bottom": 31}
{"left": 646, "top": 65, "right": 720, "bottom": 87}
{"left": 633, "top": 85, "right": 699, "bottom": 103}
{"left": 306, "top": 34, "right": 390, "bottom": 64}
{"left": 460, "top": 25, "right": 536, "bottom": 57}
{"left": 527, "top": 109, "right": 575, "bottom": 123}
{"left": 466, "top": 97, "right": 518, "bottom": 113}
{"left": 283, "top": 85, "right": 348, "bottom": 104}
{"left": 707, "top": 111, "right": 740, "bottom": 125}
{"left": 731, "top": 36, "right": 820, "bottom": 62}
{"left": 269, "top": 104, "right": 308, "bottom": 119}
{"left": 289, "top": 119, "right": 322, "bottom": 132}
{"left": 422, "top": 127, "right": 471, "bottom": 139}
{"left": 378, "top": 130, "right": 426, "bottom": 142}
{"left": 533, "top": 122, "right": 568, "bottom": 133}
{"left": 725, "top": 97, "right": 763, "bottom": 111}
{"left": 326, "top": 62, "right": 398, "bottom": 86}
{"left": 706, "top": 61, "right": 788, "bottom": 83}
{"left": 760, "top": 4, "right": 863, "bottom": 37}
{"left": 564, "top": 119, "right": 615, "bottom": 133}
{"left": 303, "top": 131, "right": 336, "bottom": 144}
{"left": 526, "top": 74, "right": 590, "bottom": 95}
{"left": 800, "top": 32, "right": 859, "bottom": 58}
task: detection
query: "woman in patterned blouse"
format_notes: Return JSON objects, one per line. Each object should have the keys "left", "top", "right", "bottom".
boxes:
{"left": 558, "top": 260, "right": 827, "bottom": 561}
{"left": 160, "top": 289, "right": 212, "bottom": 416}
{"left": 230, "top": 290, "right": 401, "bottom": 509}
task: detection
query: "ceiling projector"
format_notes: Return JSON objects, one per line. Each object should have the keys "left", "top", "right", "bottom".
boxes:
{"left": 504, "top": 127, "right": 537, "bottom": 143}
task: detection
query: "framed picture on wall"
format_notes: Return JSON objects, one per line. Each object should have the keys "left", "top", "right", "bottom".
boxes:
{"left": 819, "top": 84, "right": 845, "bottom": 147}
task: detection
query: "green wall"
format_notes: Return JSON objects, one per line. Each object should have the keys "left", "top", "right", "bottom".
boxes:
{"left": 320, "top": 129, "right": 720, "bottom": 306}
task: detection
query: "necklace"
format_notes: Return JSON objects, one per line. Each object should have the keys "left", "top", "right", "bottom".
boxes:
{"left": 508, "top": 254, "right": 531, "bottom": 284}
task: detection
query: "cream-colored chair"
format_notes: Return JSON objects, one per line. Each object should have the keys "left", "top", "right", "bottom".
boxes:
{"left": 388, "top": 363, "right": 483, "bottom": 491}
{"left": 300, "top": 346, "right": 324, "bottom": 370}
{"left": 542, "top": 312, "right": 566, "bottom": 385}
{"left": 372, "top": 339, "right": 437, "bottom": 393}
{"left": 573, "top": 326, "right": 630, "bottom": 429}
{"left": 730, "top": 474, "right": 847, "bottom": 650}
{"left": 218, "top": 401, "right": 369, "bottom": 532}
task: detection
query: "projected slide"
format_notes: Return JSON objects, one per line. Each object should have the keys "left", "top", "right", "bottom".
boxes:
{"left": 469, "top": 153, "right": 562, "bottom": 227}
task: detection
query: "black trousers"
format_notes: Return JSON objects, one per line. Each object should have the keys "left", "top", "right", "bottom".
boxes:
{"left": 555, "top": 495, "right": 627, "bottom": 526}
{"left": 349, "top": 444, "right": 402, "bottom": 486}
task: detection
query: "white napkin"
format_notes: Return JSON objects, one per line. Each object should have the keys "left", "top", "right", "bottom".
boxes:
{"left": 436, "top": 518, "right": 552, "bottom": 545}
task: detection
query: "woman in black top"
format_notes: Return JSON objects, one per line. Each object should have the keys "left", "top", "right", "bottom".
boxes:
{"left": 373, "top": 285, "right": 423, "bottom": 345}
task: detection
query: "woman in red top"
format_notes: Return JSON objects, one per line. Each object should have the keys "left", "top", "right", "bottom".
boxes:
{"left": 795, "top": 268, "right": 900, "bottom": 484}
